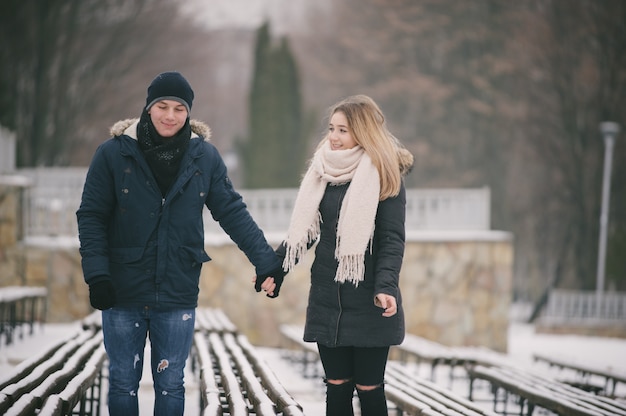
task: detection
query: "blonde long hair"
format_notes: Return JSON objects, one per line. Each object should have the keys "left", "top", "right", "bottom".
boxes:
{"left": 321, "top": 95, "right": 408, "bottom": 200}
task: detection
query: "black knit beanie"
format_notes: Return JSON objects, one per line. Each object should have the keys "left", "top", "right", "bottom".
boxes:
{"left": 145, "top": 71, "right": 194, "bottom": 113}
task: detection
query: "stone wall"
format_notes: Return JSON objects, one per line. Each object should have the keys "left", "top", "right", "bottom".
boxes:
{"left": 3, "top": 239, "right": 513, "bottom": 353}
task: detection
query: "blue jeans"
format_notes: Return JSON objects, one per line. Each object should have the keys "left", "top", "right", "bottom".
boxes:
{"left": 102, "top": 306, "right": 195, "bottom": 416}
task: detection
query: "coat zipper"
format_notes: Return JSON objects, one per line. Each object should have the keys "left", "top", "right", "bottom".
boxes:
{"left": 332, "top": 184, "right": 348, "bottom": 347}
{"left": 334, "top": 284, "right": 342, "bottom": 346}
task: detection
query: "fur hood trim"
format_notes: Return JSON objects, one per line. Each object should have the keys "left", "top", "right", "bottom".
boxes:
{"left": 398, "top": 147, "right": 414, "bottom": 176}
{"left": 109, "top": 118, "right": 211, "bottom": 141}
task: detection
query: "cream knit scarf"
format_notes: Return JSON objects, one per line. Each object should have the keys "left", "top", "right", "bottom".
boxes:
{"left": 283, "top": 140, "right": 380, "bottom": 286}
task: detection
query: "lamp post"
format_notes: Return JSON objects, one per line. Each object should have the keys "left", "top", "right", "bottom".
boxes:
{"left": 596, "top": 121, "right": 620, "bottom": 316}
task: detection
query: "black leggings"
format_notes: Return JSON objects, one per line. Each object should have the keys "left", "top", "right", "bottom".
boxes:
{"left": 317, "top": 344, "right": 389, "bottom": 386}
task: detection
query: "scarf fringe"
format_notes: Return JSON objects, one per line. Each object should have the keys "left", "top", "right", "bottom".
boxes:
{"left": 335, "top": 254, "right": 366, "bottom": 287}
{"left": 283, "top": 212, "right": 321, "bottom": 272}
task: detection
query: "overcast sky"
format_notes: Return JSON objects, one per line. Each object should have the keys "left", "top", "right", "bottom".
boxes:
{"left": 181, "top": 0, "right": 330, "bottom": 34}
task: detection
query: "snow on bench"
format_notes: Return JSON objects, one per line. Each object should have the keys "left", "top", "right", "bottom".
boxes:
{"left": 533, "top": 352, "right": 626, "bottom": 397}
{"left": 278, "top": 324, "right": 321, "bottom": 379}
{"left": 193, "top": 309, "right": 304, "bottom": 415}
{"left": 467, "top": 364, "right": 626, "bottom": 416}
{"left": 194, "top": 307, "right": 238, "bottom": 334}
{"left": 385, "top": 361, "right": 497, "bottom": 416}
{"left": 392, "top": 332, "right": 511, "bottom": 387}
{"left": 0, "top": 286, "right": 47, "bottom": 347}
{"left": 0, "top": 326, "right": 105, "bottom": 416}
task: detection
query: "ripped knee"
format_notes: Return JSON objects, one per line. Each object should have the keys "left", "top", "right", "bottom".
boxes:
{"left": 325, "top": 378, "right": 353, "bottom": 386}
{"left": 356, "top": 382, "right": 384, "bottom": 391}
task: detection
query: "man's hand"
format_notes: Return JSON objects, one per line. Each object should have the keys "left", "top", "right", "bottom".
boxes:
{"left": 254, "top": 267, "right": 285, "bottom": 298}
{"left": 89, "top": 280, "right": 116, "bottom": 310}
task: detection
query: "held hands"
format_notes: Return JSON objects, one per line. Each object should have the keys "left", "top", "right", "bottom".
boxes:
{"left": 254, "top": 267, "right": 285, "bottom": 298}
{"left": 88, "top": 280, "right": 116, "bottom": 310}
{"left": 374, "top": 293, "right": 397, "bottom": 317}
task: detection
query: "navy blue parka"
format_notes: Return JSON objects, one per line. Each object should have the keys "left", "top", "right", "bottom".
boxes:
{"left": 77, "top": 119, "right": 280, "bottom": 309}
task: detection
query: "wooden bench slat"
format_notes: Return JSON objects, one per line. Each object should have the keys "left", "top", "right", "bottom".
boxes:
{"left": 468, "top": 365, "right": 608, "bottom": 416}
{"left": 386, "top": 364, "right": 490, "bottom": 416}
{"left": 194, "top": 309, "right": 306, "bottom": 415}
{"left": 208, "top": 332, "right": 249, "bottom": 415}
{"left": 384, "top": 383, "right": 440, "bottom": 415}
{"left": 533, "top": 352, "right": 626, "bottom": 397}
{"left": 0, "top": 330, "right": 94, "bottom": 408}
{"left": 222, "top": 333, "right": 277, "bottom": 415}
{"left": 195, "top": 308, "right": 237, "bottom": 334}
{"left": 385, "top": 374, "right": 470, "bottom": 416}
{"left": 27, "top": 333, "right": 103, "bottom": 405}
{"left": 37, "top": 394, "right": 64, "bottom": 416}
{"left": 0, "top": 332, "right": 78, "bottom": 390}
{"left": 193, "top": 333, "right": 222, "bottom": 416}
{"left": 386, "top": 362, "right": 493, "bottom": 416}
{"left": 235, "top": 334, "right": 304, "bottom": 415}
{"left": 54, "top": 344, "right": 107, "bottom": 414}
{"left": 492, "top": 365, "right": 626, "bottom": 416}
{"left": 4, "top": 393, "right": 40, "bottom": 416}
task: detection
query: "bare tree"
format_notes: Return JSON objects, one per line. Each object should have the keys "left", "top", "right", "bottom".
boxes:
{"left": 1, "top": 0, "right": 215, "bottom": 167}
{"left": 507, "top": 0, "right": 626, "bottom": 291}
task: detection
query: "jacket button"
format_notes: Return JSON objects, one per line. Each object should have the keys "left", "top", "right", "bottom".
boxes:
{"left": 122, "top": 188, "right": 129, "bottom": 194}
{"left": 199, "top": 192, "right": 205, "bottom": 197}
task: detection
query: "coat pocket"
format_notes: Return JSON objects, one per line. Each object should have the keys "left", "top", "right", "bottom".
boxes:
{"left": 180, "top": 245, "right": 212, "bottom": 269}
{"left": 110, "top": 247, "right": 146, "bottom": 264}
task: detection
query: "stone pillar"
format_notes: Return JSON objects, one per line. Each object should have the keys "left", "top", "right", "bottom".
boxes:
{"left": 0, "top": 175, "right": 31, "bottom": 287}
{"left": 400, "top": 232, "right": 513, "bottom": 352}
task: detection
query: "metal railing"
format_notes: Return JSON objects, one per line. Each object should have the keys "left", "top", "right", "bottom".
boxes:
{"left": 15, "top": 167, "right": 491, "bottom": 237}
{"left": 542, "top": 289, "right": 626, "bottom": 323}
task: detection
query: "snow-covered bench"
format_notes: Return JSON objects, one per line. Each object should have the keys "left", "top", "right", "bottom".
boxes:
{"left": 0, "top": 286, "right": 47, "bottom": 347}
{"left": 533, "top": 352, "right": 626, "bottom": 397}
{"left": 467, "top": 364, "right": 626, "bottom": 416}
{"left": 392, "top": 332, "right": 511, "bottom": 387}
{"left": 278, "top": 324, "right": 322, "bottom": 379}
{"left": 0, "top": 326, "right": 105, "bottom": 416}
{"left": 193, "top": 309, "right": 305, "bottom": 415}
{"left": 385, "top": 361, "right": 497, "bottom": 416}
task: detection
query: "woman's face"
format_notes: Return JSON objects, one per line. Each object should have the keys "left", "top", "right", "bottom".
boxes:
{"left": 148, "top": 100, "right": 188, "bottom": 137}
{"left": 328, "top": 111, "right": 357, "bottom": 150}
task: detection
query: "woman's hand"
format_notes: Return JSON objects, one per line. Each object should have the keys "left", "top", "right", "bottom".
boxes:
{"left": 374, "top": 293, "right": 397, "bottom": 317}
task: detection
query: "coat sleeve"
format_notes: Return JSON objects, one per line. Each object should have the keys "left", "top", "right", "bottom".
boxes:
{"left": 76, "top": 141, "right": 117, "bottom": 284}
{"left": 203, "top": 147, "right": 281, "bottom": 276}
{"left": 373, "top": 182, "right": 406, "bottom": 297}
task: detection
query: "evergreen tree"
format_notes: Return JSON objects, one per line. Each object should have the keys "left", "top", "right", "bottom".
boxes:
{"left": 241, "top": 22, "right": 307, "bottom": 188}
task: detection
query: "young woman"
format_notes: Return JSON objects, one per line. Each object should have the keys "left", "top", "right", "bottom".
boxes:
{"left": 77, "top": 71, "right": 282, "bottom": 416}
{"left": 257, "top": 95, "right": 414, "bottom": 415}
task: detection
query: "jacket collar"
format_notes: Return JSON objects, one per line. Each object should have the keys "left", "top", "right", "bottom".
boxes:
{"left": 109, "top": 118, "right": 212, "bottom": 141}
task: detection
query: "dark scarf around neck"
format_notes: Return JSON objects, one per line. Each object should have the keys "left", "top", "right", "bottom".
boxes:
{"left": 137, "top": 109, "right": 191, "bottom": 197}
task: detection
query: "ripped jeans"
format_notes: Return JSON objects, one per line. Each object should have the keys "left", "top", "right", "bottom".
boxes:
{"left": 102, "top": 306, "right": 195, "bottom": 416}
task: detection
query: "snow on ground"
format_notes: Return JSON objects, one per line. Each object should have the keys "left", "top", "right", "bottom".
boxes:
{"left": 1, "top": 321, "right": 625, "bottom": 415}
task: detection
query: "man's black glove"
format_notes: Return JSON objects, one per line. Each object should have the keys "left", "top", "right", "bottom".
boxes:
{"left": 89, "top": 280, "right": 116, "bottom": 310}
{"left": 255, "top": 266, "right": 285, "bottom": 298}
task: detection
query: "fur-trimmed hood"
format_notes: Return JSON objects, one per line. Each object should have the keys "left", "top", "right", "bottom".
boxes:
{"left": 109, "top": 118, "right": 212, "bottom": 141}
{"left": 398, "top": 147, "right": 414, "bottom": 176}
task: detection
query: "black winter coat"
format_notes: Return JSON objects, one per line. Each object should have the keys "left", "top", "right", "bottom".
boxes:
{"left": 77, "top": 119, "right": 280, "bottom": 309}
{"left": 280, "top": 181, "right": 407, "bottom": 348}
